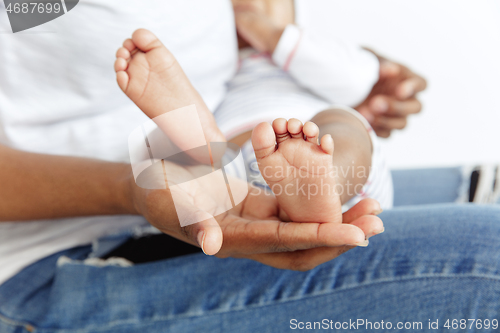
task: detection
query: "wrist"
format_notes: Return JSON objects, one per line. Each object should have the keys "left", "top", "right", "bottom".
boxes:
{"left": 114, "top": 163, "right": 140, "bottom": 216}
{"left": 267, "top": 27, "right": 284, "bottom": 54}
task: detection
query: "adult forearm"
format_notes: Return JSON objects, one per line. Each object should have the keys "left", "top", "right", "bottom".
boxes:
{"left": 0, "top": 144, "right": 136, "bottom": 221}
{"left": 311, "top": 109, "right": 373, "bottom": 204}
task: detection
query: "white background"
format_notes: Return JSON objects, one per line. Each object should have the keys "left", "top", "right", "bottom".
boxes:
{"left": 305, "top": 0, "right": 500, "bottom": 169}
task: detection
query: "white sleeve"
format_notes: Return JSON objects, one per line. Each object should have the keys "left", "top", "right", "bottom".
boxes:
{"left": 272, "top": 24, "right": 380, "bottom": 107}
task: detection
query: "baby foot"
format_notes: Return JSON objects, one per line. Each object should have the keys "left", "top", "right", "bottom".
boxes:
{"left": 251, "top": 118, "right": 342, "bottom": 224}
{"left": 114, "top": 29, "right": 225, "bottom": 153}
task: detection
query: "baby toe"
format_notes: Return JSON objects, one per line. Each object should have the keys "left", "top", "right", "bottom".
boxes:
{"left": 272, "top": 118, "right": 290, "bottom": 144}
{"left": 123, "top": 38, "right": 136, "bottom": 52}
{"left": 114, "top": 57, "right": 128, "bottom": 72}
{"left": 303, "top": 121, "right": 319, "bottom": 144}
{"left": 252, "top": 122, "right": 277, "bottom": 159}
{"left": 132, "top": 29, "right": 163, "bottom": 52}
{"left": 287, "top": 118, "right": 304, "bottom": 139}
{"left": 320, "top": 134, "right": 334, "bottom": 156}
{"left": 116, "top": 71, "right": 130, "bottom": 92}
{"left": 116, "top": 47, "right": 131, "bottom": 61}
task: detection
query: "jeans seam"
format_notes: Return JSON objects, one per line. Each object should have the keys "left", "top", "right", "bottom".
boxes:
{"left": 17, "top": 273, "right": 500, "bottom": 332}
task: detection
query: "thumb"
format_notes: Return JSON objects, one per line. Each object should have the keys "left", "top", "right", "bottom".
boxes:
{"left": 182, "top": 214, "right": 223, "bottom": 255}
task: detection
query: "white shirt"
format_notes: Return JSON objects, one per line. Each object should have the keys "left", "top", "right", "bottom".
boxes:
{"left": 0, "top": 0, "right": 237, "bottom": 285}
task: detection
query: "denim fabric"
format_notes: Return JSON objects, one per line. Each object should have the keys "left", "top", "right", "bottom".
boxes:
{"left": 1, "top": 169, "right": 500, "bottom": 333}
{"left": 2, "top": 204, "right": 500, "bottom": 332}
{"left": 392, "top": 167, "right": 463, "bottom": 206}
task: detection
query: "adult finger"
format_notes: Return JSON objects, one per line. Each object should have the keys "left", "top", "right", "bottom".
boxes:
{"left": 372, "top": 115, "right": 407, "bottom": 131}
{"left": 387, "top": 98, "right": 422, "bottom": 117}
{"left": 357, "top": 107, "right": 375, "bottom": 124}
{"left": 243, "top": 215, "right": 384, "bottom": 270}
{"left": 396, "top": 76, "right": 428, "bottom": 100}
{"left": 342, "top": 198, "right": 383, "bottom": 223}
{"left": 373, "top": 127, "right": 391, "bottom": 138}
{"left": 237, "top": 213, "right": 384, "bottom": 270}
{"left": 242, "top": 246, "right": 354, "bottom": 271}
{"left": 369, "top": 95, "right": 422, "bottom": 117}
{"left": 348, "top": 215, "right": 384, "bottom": 239}
{"left": 379, "top": 59, "right": 401, "bottom": 78}
{"left": 219, "top": 218, "right": 367, "bottom": 256}
{"left": 357, "top": 106, "right": 375, "bottom": 123}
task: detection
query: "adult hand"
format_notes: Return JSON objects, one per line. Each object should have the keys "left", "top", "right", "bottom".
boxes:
{"left": 128, "top": 160, "right": 384, "bottom": 270}
{"left": 232, "top": 0, "right": 294, "bottom": 52}
{"left": 220, "top": 187, "right": 384, "bottom": 271}
{"left": 355, "top": 54, "right": 427, "bottom": 138}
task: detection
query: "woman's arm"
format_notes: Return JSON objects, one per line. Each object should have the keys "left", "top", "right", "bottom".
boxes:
{"left": 0, "top": 143, "right": 384, "bottom": 266}
{"left": 0, "top": 144, "right": 135, "bottom": 221}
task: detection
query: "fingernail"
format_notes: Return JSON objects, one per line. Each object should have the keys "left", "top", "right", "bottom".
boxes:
{"left": 366, "top": 228, "right": 384, "bottom": 240}
{"left": 349, "top": 239, "right": 369, "bottom": 247}
{"left": 400, "top": 84, "right": 414, "bottom": 99}
{"left": 197, "top": 231, "right": 207, "bottom": 255}
{"left": 372, "top": 209, "right": 384, "bottom": 215}
{"left": 373, "top": 98, "right": 388, "bottom": 113}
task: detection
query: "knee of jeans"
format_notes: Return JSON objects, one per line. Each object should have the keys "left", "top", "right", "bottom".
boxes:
{"left": 452, "top": 204, "right": 500, "bottom": 226}
{"left": 381, "top": 204, "right": 500, "bottom": 239}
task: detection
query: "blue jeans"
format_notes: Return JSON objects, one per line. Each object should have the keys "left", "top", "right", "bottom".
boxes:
{"left": 392, "top": 167, "right": 464, "bottom": 206}
{"left": 1, "top": 168, "right": 500, "bottom": 333}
